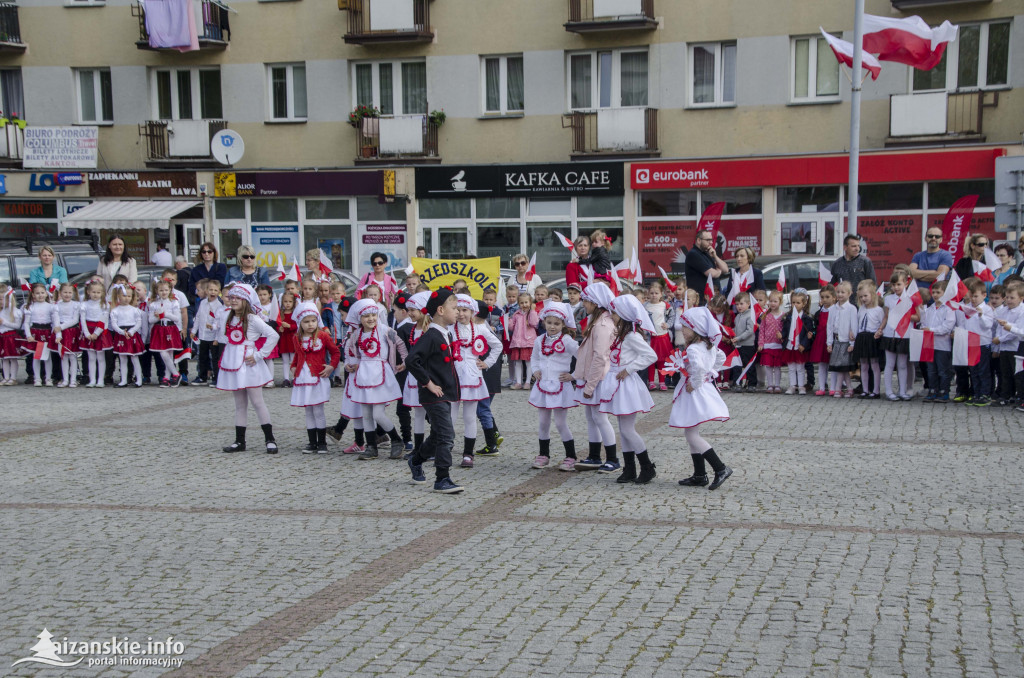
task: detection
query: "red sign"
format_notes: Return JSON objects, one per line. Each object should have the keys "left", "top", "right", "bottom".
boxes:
{"left": 639, "top": 219, "right": 761, "bottom": 277}
{"left": 939, "top": 195, "right": 978, "bottom": 259}
{"left": 928, "top": 211, "right": 998, "bottom": 256}
{"left": 856, "top": 214, "right": 923, "bottom": 283}
{"left": 631, "top": 148, "right": 1003, "bottom": 190}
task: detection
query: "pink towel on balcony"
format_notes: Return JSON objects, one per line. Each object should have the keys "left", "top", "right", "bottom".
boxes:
{"left": 145, "top": 0, "right": 198, "bottom": 51}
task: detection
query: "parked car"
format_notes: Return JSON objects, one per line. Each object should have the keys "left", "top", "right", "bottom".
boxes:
{"left": 0, "top": 235, "right": 101, "bottom": 304}
{"left": 722, "top": 254, "right": 835, "bottom": 313}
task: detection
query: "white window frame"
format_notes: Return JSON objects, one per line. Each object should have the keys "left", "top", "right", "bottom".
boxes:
{"left": 74, "top": 68, "right": 113, "bottom": 124}
{"left": 480, "top": 54, "right": 524, "bottom": 116}
{"left": 150, "top": 67, "right": 221, "bottom": 121}
{"left": 790, "top": 34, "right": 841, "bottom": 104}
{"left": 64, "top": 0, "right": 106, "bottom": 5}
{"left": 911, "top": 20, "right": 1012, "bottom": 93}
{"left": 350, "top": 59, "right": 426, "bottom": 117}
{"left": 266, "top": 63, "right": 307, "bottom": 122}
{"left": 565, "top": 48, "right": 648, "bottom": 112}
{"left": 688, "top": 41, "right": 737, "bottom": 108}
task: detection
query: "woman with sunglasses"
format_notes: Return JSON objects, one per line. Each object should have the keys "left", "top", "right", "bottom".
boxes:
{"left": 953, "top": 233, "right": 994, "bottom": 290}
{"left": 506, "top": 253, "right": 543, "bottom": 297}
{"left": 188, "top": 242, "right": 228, "bottom": 303}
{"left": 356, "top": 251, "right": 399, "bottom": 302}
{"left": 226, "top": 245, "right": 272, "bottom": 290}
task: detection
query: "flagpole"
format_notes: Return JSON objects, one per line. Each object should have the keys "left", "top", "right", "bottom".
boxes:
{"left": 847, "top": 0, "right": 865, "bottom": 238}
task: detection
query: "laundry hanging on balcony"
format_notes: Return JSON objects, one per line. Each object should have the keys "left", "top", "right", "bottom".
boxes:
{"left": 143, "top": 0, "right": 199, "bottom": 52}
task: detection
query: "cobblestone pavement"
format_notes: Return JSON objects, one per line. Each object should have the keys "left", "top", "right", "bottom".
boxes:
{"left": 1, "top": 380, "right": 1022, "bottom": 677}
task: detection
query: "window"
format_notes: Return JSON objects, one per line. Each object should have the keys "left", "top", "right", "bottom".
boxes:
{"left": 0, "top": 69, "right": 25, "bottom": 119}
{"left": 690, "top": 42, "right": 736, "bottom": 106}
{"left": 152, "top": 68, "right": 222, "bottom": 120}
{"left": 913, "top": 20, "right": 1010, "bottom": 91}
{"left": 792, "top": 35, "right": 839, "bottom": 102}
{"left": 567, "top": 49, "right": 648, "bottom": 111}
{"left": 482, "top": 55, "right": 524, "bottom": 115}
{"left": 76, "top": 69, "right": 113, "bottom": 124}
{"left": 267, "top": 63, "right": 307, "bottom": 121}
{"left": 353, "top": 60, "right": 426, "bottom": 116}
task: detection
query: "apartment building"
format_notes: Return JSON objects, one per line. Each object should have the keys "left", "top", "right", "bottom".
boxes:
{"left": 0, "top": 0, "right": 1020, "bottom": 282}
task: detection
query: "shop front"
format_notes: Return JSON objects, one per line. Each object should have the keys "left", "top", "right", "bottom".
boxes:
{"left": 414, "top": 163, "right": 625, "bottom": 279}
{"left": 211, "top": 170, "right": 399, "bottom": 272}
{"left": 0, "top": 171, "right": 91, "bottom": 240}
{"left": 631, "top": 147, "right": 1005, "bottom": 281}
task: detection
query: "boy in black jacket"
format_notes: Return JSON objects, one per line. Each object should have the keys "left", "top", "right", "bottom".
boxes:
{"left": 405, "top": 288, "right": 464, "bottom": 494}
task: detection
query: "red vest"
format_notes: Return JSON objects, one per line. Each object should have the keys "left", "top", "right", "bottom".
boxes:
{"left": 291, "top": 330, "right": 340, "bottom": 376}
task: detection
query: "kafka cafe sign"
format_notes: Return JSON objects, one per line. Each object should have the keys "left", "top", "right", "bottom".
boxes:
{"left": 415, "top": 163, "right": 624, "bottom": 200}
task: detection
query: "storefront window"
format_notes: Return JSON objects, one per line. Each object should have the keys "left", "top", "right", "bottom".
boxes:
{"left": 776, "top": 186, "right": 840, "bottom": 213}
{"left": 639, "top": 191, "right": 699, "bottom": 217}
{"left": 578, "top": 220, "right": 624, "bottom": 261}
{"left": 304, "top": 223, "right": 353, "bottom": 272}
{"left": 702, "top": 189, "right": 762, "bottom": 215}
{"left": 577, "top": 195, "right": 623, "bottom": 218}
{"left": 215, "top": 199, "right": 245, "bottom": 219}
{"left": 476, "top": 198, "right": 520, "bottom": 219}
{"left": 528, "top": 199, "right": 571, "bottom": 217}
{"left": 928, "top": 180, "right": 995, "bottom": 209}
{"left": 527, "top": 222, "right": 572, "bottom": 277}
{"left": 856, "top": 184, "right": 923, "bottom": 212}
{"left": 305, "top": 199, "right": 350, "bottom": 220}
{"left": 418, "top": 198, "right": 470, "bottom": 220}
{"left": 477, "top": 222, "right": 520, "bottom": 263}
{"left": 356, "top": 197, "right": 406, "bottom": 222}
{"left": 250, "top": 199, "right": 298, "bottom": 222}
{"left": 219, "top": 228, "right": 242, "bottom": 266}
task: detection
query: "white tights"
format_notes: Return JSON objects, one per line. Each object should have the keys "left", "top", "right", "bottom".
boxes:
{"left": 361, "top": 403, "right": 394, "bottom": 433}
{"left": 764, "top": 365, "right": 782, "bottom": 389}
{"left": 85, "top": 350, "right": 106, "bottom": 385}
{"left": 834, "top": 371, "right": 852, "bottom": 393}
{"left": 2, "top": 357, "right": 17, "bottom": 381}
{"left": 117, "top": 354, "right": 142, "bottom": 385}
{"left": 883, "top": 350, "right": 910, "bottom": 397}
{"left": 32, "top": 357, "right": 52, "bottom": 382}
{"left": 787, "top": 362, "right": 806, "bottom": 388}
{"left": 413, "top": 407, "right": 426, "bottom": 435}
{"left": 451, "top": 400, "right": 478, "bottom": 438}
{"left": 304, "top": 404, "right": 327, "bottom": 429}
{"left": 538, "top": 408, "right": 572, "bottom": 442}
{"left": 860, "top": 359, "right": 881, "bottom": 395}
{"left": 616, "top": 413, "right": 645, "bottom": 453}
{"left": 233, "top": 388, "right": 271, "bottom": 426}
{"left": 511, "top": 360, "right": 527, "bottom": 385}
{"left": 158, "top": 350, "right": 180, "bottom": 378}
{"left": 584, "top": 404, "right": 616, "bottom": 445}
{"left": 62, "top": 354, "right": 78, "bottom": 385}
{"left": 684, "top": 426, "right": 712, "bottom": 455}
{"left": 280, "top": 353, "right": 294, "bottom": 379}
{"left": 817, "top": 363, "right": 833, "bottom": 392}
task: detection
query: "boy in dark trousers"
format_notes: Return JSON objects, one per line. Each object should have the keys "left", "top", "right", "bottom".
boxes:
{"left": 405, "top": 288, "right": 464, "bottom": 494}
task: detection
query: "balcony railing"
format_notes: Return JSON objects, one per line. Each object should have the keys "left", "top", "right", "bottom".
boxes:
{"left": 134, "top": 0, "right": 230, "bottom": 51}
{"left": 564, "top": 107, "right": 659, "bottom": 158}
{"left": 0, "top": 123, "right": 24, "bottom": 162}
{"left": 139, "top": 119, "right": 228, "bottom": 166}
{"left": 891, "top": 0, "right": 991, "bottom": 9}
{"left": 566, "top": 0, "right": 657, "bottom": 32}
{"left": 887, "top": 91, "right": 998, "bottom": 145}
{"left": 344, "top": 0, "right": 433, "bottom": 45}
{"left": 355, "top": 114, "right": 440, "bottom": 163}
{"left": 0, "top": 3, "right": 26, "bottom": 52}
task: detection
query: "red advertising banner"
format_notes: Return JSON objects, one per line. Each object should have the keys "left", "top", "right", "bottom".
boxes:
{"left": 928, "top": 211, "right": 998, "bottom": 254}
{"left": 938, "top": 195, "right": 978, "bottom": 258}
{"left": 639, "top": 219, "right": 761, "bottom": 277}
{"left": 856, "top": 215, "right": 922, "bottom": 283}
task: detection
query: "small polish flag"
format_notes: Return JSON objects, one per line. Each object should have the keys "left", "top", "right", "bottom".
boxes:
{"left": 736, "top": 354, "right": 757, "bottom": 384}
{"left": 656, "top": 265, "right": 677, "bottom": 293}
{"left": 582, "top": 264, "right": 595, "bottom": 288}
{"left": 906, "top": 279, "right": 923, "bottom": 308}
{"left": 286, "top": 260, "right": 302, "bottom": 282}
{"left": 609, "top": 265, "right": 622, "bottom": 295}
{"left": 722, "top": 349, "right": 741, "bottom": 369}
{"left": 982, "top": 247, "right": 1001, "bottom": 272}
{"left": 938, "top": 270, "right": 967, "bottom": 308}
{"left": 554, "top": 231, "right": 577, "bottom": 260}
{"left": 318, "top": 250, "right": 335, "bottom": 278}
{"left": 908, "top": 328, "right": 935, "bottom": 363}
{"left": 734, "top": 267, "right": 754, "bottom": 293}
{"left": 705, "top": 272, "right": 715, "bottom": 300}
{"left": 972, "top": 259, "right": 995, "bottom": 283}
{"left": 660, "top": 349, "right": 689, "bottom": 378}
{"left": 952, "top": 328, "right": 981, "bottom": 367}
{"left": 786, "top": 308, "right": 803, "bottom": 350}
{"left": 862, "top": 14, "right": 958, "bottom": 71}
{"left": 404, "top": 263, "right": 415, "bottom": 276}
{"left": 19, "top": 278, "right": 31, "bottom": 292}
{"left": 775, "top": 267, "right": 786, "bottom": 293}
{"left": 33, "top": 341, "right": 46, "bottom": 361}
{"left": 885, "top": 294, "right": 915, "bottom": 338}
{"left": 820, "top": 28, "right": 882, "bottom": 80}
{"left": 524, "top": 252, "right": 537, "bottom": 281}
{"left": 48, "top": 278, "right": 60, "bottom": 297}
{"left": 174, "top": 347, "right": 192, "bottom": 362}
{"left": 818, "top": 261, "right": 832, "bottom": 288}
{"left": 630, "top": 248, "right": 643, "bottom": 285}
{"left": 750, "top": 298, "right": 762, "bottom": 330}
{"left": 726, "top": 270, "right": 740, "bottom": 305}
{"left": 878, "top": 282, "right": 886, "bottom": 297}
{"left": 274, "top": 259, "right": 288, "bottom": 281}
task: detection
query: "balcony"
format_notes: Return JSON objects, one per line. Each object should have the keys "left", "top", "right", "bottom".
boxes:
{"left": 354, "top": 115, "right": 440, "bottom": 164}
{"left": 891, "top": 0, "right": 990, "bottom": 9}
{"left": 139, "top": 119, "right": 228, "bottom": 167}
{"left": 885, "top": 91, "right": 998, "bottom": 146}
{"left": 564, "top": 107, "right": 659, "bottom": 159}
{"left": 0, "top": 3, "right": 25, "bottom": 53}
{"left": 566, "top": 0, "right": 656, "bottom": 33}
{"left": 343, "top": 0, "right": 433, "bottom": 45}
{"left": 134, "top": 0, "right": 230, "bottom": 52}
{"left": 0, "top": 122, "right": 24, "bottom": 164}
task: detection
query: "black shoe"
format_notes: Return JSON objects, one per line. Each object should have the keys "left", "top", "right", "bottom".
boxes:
{"left": 634, "top": 464, "right": 657, "bottom": 485}
{"left": 867, "top": 392, "right": 880, "bottom": 399}
{"left": 858, "top": 392, "right": 870, "bottom": 399}
{"left": 303, "top": 429, "right": 317, "bottom": 454}
{"left": 433, "top": 477, "right": 464, "bottom": 494}
{"left": 709, "top": 466, "right": 733, "bottom": 491}
{"left": 678, "top": 474, "right": 709, "bottom": 487}
{"left": 222, "top": 442, "right": 245, "bottom": 453}
{"left": 408, "top": 457, "right": 426, "bottom": 484}
{"left": 616, "top": 466, "right": 637, "bottom": 484}
{"left": 265, "top": 440, "right": 278, "bottom": 454}
{"left": 575, "top": 457, "right": 602, "bottom": 470}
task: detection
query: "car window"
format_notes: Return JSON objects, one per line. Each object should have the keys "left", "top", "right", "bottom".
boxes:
{"left": 795, "top": 262, "right": 820, "bottom": 291}
{"left": 0, "top": 257, "right": 11, "bottom": 287}
{"left": 761, "top": 265, "right": 781, "bottom": 290}
{"left": 13, "top": 257, "right": 39, "bottom": 280}
{"left": 62, "top": 254, "right": 98, "bottom": 278}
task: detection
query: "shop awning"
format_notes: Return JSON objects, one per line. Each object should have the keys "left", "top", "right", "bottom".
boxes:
{"left": 63, "top": 200, "right": 201, "bottom": 230}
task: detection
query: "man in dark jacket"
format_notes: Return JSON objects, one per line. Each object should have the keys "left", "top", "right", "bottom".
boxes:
{"left": 830, "top": 235, "right": 876, "bottom": 300}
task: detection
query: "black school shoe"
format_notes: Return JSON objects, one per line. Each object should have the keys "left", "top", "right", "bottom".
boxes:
{"left": 222, "top": 442, "right": 245, "bottom": 453}
{"left": 709, "top": 467, "right": 733, "bottom": 491}
{"left": 678, "top": 474, "right": 709, "bottom": 487}
{"left": 634, "top": 464, "right": 657, "bottom": 485}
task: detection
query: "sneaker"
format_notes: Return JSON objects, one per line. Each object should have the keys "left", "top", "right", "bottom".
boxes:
{"left": 460, "top": 455, "right": 474, "bottom": 469}
{"left": 575, "top": 457, "right": 602, "bottom": 470}
{"left": 972, "top": 396, "right": 990, "bottom": 407}
{"left": 408, "top": 458, "right": 426, "bottom": 484}
{"left": 172, "top": 374, "right": 182, "bottom": 388}
{"left": 159, "top": 378, "right": 170, "bottom": 388}
{"left": 191, "top": 378, "right": 206, "bottom": 386}
{"left": 477, "top": 446, "right": 500, "bottom": 457}
{"left": 1015, "top": 402, "right": 1024, "bottom": 412}
{"left": 56, "top": 381, "right": 67, "bottom": 388}
{"left": 648, "top": 382, "right": 657, "bottom": 391}
{"left": 814, "top": 390, "right": 826, "bottom": 396}
{"left": 342, "top": 442, "right": 364, "bottom": 454}
{"left": 922, "top": 393, "right": 937, "bottom": 403}
{"left": 798, "top": 387, "right": 806, "bottom": 395}
{"left": 953, "top": 394, "right": 969, "bottom": 403}
{"left": 180, "top": 376, "right": 188, "bottom": 385}
{"left": 597, "top": 461, "right": 621, "bottom": 474}
{"left": 95, "top": 381, "right": 105, "bottom": 388}
{"left": 935, "top": 394, "right": 950, "bottom": 403}
{"left": 208, "top": 380, "right": 217, "bottom": 388}
{"left": 899, "top": 394, "right": 913, "bottom": 401}
{"left": 832, "top": 392, "right": 842, "bottom": 399}
{"left": 659, "top": 383, "right": 667, "bottom": 391}
{"left": 34, "top": 379, "right": 42, "bottom": 387}
{"left": 531, "top": 455, "right": 549, "bottom": 469}
{"left": 558, "top": 458, "right": 576, "bottom": 472}
{"left": 433, "top": 477, "right": 464, "bottom": 494}
{"left": 887, "top": 393, "right": 900, "bottom": 401}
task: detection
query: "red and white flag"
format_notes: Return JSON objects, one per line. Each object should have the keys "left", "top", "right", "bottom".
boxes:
{"left": 609, "top": 265, "right": 622, "bottom": 295}
{"left": 704, "top": 272, "right": 715, "bottom": 301}
{"left": 524, "top": 252, "right": 537, "bottom": 281}
{"left": 908, "top": 328, "right": 935, "bottom": 363}
{"left": 734, "top": 267, "right": 754, "bottom": 293}
{"left": 656, "top": 265, "right": 677, "bottom": 293}
{"left": 820, "top": 28, "right": 882, "bottom": 80}
{"left": 404, "top": 263, "right": 415, "bottom": 276}
{"left": 786, "top": 309, "right": 803, "bottom": 350}
{"left": 972, "top": 259, "right": 995, "bottom": 283}
{"left": 631, "top": 248, "right": 642, "bottom": 284}
{"left": 722, "top": 349, "right": 741, "bottom": 369}
{"left": 47, "top": 278, "right": 60, "bottom": 297}
{"left": 318, "top": 250, "right": 335, "bottom": 278}
{"left": 736, "top": 354, "right": 757, "bottom": 384}
{"left": 937, "top": 270, "right": 968, "bottom": 308}
{"left": 905, "top": 279, "right": 923, "bottom": 308}
{"left": 862, "top": 14, "right": 958, "bottom": 71}
{"left": 818, "top": 261, "right": 832, "bottom": 288}
{"left": 697, "top": 202, "right": 726, "bottom": 245}
{"left": 274, "top": 259, "right": 288, "bottom": 281}
{"left": 939, "top": 195, "right": 978, "bottom": 260}
{"left": 775, "top": 266, "right": 786, "bottom": 292}
{"left": 885, "top": 294, "right": 915, "bottom": 338}
{"left": 33, "top": 341, "right": 47, "bottom": 361}
{"left": 19, "top": 278, "right": 31, "bottom": 293}
{"left": 554, "top": 231, "right": 577, "bottom": 260}
{"left": 286, "top": 260, "right": 302, "bottom": 282}
{"left": 952, "top": 328, "right": 981, "bottom": 367}
{"left": 726, "top": 270, "right": 740, "bottom": 305}
{"left": 174, "top": 347, "right": 192, "bottom": 362}
{"left": 750, "top": 298, "right": 762, "bottom": 330}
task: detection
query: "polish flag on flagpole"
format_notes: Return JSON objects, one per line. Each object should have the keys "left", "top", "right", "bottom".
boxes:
{"left": 631, "top": 248, "right": 642, "bottom": 284}
{"left": 726, "top": 270, "right": 740, "bottom": 305}
{"left": 656, "top": 265, "right": 677, "bottom": 293}
{"left": 905, "top": 279, "right": 923, "bottom": 308}
{"left": 697, "top": 202, "right": 726, "bottom": 244}
{"left": 786, "top": 309, "right": 803, "bottom": 350}
{"left": 818, "top": 261, "right": 832, "bottom": 288}
{"left": 33, "top": 341, "right": 47, "bottom": 361}
{"left": 775, "top": 266, "right": 786, "bottom": 292}
{"left": 274, "top": 259, "right": 288, "bottom": 281}
{"left": 174, "top": 347, "right": 192, "bottom": 362}
{"left": 952, "top": 328, "right": 981, "bottom": 367}
{"left": 937, "top": 270, "right": 967, "bottom": 308}
{"left": 885, "top": 294, "right": 915, "bottom": 338}
{"left": 554, "top": 232, "right": 577, "bottom": 260}
{"left": 820, "top": 28, "right": 882, "bottom": 79}
{"left": 862, "top": 14, "right": 958, "bottom": 71}
{"left": 972, "top": 259, "right": 995, "bottom": 283}
{"left": 404, "top": 263, "right": 415, "bottom": 276}
{"left": 908, "top": 328, "right": 935, "bottom": 363}
{"left": 736, "top": 355, "right": 757, "bottom": 384}
{"left": 722, "top": 349, "right": 741, "bottom": 369}
{"left": 609, "top": 265, "right": 622, "bottom": 295}
{"left": 704, "top": 272, "right": 715, "bottom": 300}
{"left": 524, "top": 252, "right": 537, "bottom": 281}
{"left": 318, "top": 250, "right": 335, "bottom": 278}
{"left": 19, "top": 278, "right": 31, "bottom": 292}
{"left": 286, "top": 260, "right": 302, "bottom": 282}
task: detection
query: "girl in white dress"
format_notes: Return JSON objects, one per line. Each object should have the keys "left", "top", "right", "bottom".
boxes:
{"left": 148, "top": 279, "right": 183, "bottom": 388}
{"left": 109, "top": 284, "right": 144, "bottom": 388}
{"left": 672, "top": 306, "right": 734, "bottom": 491}
{"left": 54, "top": 283, "right": 81, "bottom": 388}
{"left": 528, "top": 302, "right": 580, "bottom": 471}
{"left": 0, "top": 283, "right": 24, "bottom": 385}
{"left": 345, "top": 298, "right": 408, "bottom": 461}
{"left": 78, "top": 280, "right": 112, "bottom": 388}
{"left": 290, "top": 302, "right": 340, "bottom": 454}
{"left": 599, "top": 294, "right": 658, "bottom": 484}
{"left": 452, "top": 295, "right": 502, "bottom": 469}
{"left": 21, "top": 283, "right": 60, "bottom": 387}
{"left": 218, "top": 284, "right": 281, "bottom": 454}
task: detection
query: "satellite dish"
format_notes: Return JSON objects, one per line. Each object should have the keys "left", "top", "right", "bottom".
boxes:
{"left": 211, "top": 129, "right": 245, "bottom": 166}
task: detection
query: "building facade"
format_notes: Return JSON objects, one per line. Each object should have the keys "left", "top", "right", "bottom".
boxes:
{"left": 0, "top": 0, "right": 1020, "bottom": 281}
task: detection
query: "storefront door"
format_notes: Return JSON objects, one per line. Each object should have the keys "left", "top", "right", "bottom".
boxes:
{"left": 179, "top": 222, "right": 205, "bottom": 260}
{"left": 777, "top": 215, "right": 836, "bottom": 256}
{"left": 421, "top": 224, "right": 474, "bottom": 259}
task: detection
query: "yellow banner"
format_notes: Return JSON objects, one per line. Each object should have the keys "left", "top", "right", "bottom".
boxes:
{"left": 411, "top": 257, "right": 501, "bottom": 298}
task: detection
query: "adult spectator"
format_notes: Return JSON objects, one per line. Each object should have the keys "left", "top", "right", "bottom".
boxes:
{"left": 506, "top": 252, "right": 543, "bottom": 296}
{"left": 1014, "top": 235, "right": 1024, "bottom": 277}
{"left": 416, "top": 246, "right": 427, "bottom": 258}
{"left": 993, "top": 243, "right": 1016, "bottom": 284}
{"left": 151, "top": 241, "right": 173, "bottom": 268}
{"left": 565, "top": 235, "right": 599, "bottom": 289}
{"left": 685, "top": 230, "right": 729, "bottom": 302}
{"left": 174, "top": 256, "right": 192, "bottom": 299}
{"left": 187, "top": 242, "right": 228, "bottom": 302}
{"left": 723, "top": 246, "right": 765, "bottom": 298}
{"left": 830, "top": 234, "right": 875, "bottom": 293}
{"left": 27, "top": 246, "right": 68, "bottom": 285}
{"left": 95, "top": 235, "right": 138, "bottom": 288}
{"left": 226, "top": 245, "right": 271, "bottom": 289}
{"left": 357, "top": 251, "right": 399, "bottom": 299}
{"left": 909, "top": 227, "right": 953, "bottom": 283}
{"left": 953, "top": 233, "right": 990, "bottom": 283}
